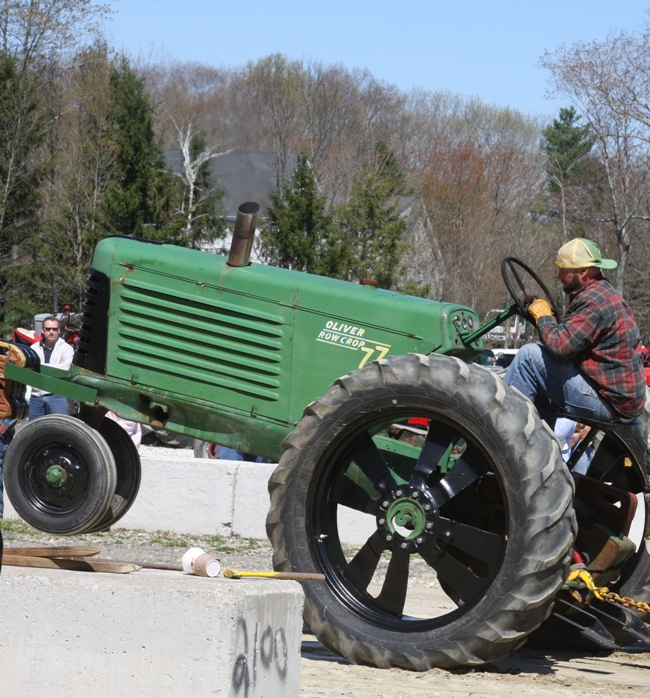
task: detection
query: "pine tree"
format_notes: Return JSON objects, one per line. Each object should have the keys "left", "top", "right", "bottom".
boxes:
{"left": 260, "top": 152, "right": 341, "bottom": 275}
{"left": 543, "top": 107, "right": 595, "bottom": 192}
{"left": 542, "top": 107, "right": 597, "bottom": 239}
{"left": 99, "top": 56, "right": 177, "bottom": 239}
{"left": 334, "top": 142, "right": 407, "bottom": 289}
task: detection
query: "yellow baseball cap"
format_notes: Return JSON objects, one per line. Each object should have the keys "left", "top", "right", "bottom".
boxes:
{"left": 556, "top": 238, "right": 617, "bottom": 270}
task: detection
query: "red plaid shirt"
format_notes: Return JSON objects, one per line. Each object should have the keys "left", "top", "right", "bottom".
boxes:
{"left": 537, "top": 277, "right": 646, "bottom": 418}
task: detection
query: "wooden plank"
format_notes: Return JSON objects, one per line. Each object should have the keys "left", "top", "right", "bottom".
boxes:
{"left": 2, "top": 555, "right": 140, "bottom": 574}
{"left": 4, "top": 546, "right": 100, "bottom": 558}
{"left": 66, "top": 557, "right": 183, "bottom": 572}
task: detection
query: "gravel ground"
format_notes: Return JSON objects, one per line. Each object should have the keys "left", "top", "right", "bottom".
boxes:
{"left": 1, "top": 519, "right": 275, "bottom": 571}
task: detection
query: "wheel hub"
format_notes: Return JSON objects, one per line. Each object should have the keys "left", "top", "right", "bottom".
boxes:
{"left": 32, "top": 448, "right": 82, "bottom": 500}
{"left": 376, "top": 487, "right": 442, "bottom": 551}
{"left": 45, "top": 465, "right": 68, "bottom": 488}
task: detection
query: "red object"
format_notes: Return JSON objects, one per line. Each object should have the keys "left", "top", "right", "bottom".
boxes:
{"left": 12, "top": 328, "right": 40, "bottom": 345}
{"left": 572, "top": 549, "right": 585, "bottom": 565}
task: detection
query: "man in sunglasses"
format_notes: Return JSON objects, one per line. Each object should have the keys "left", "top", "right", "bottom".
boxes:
{"left": 504, "top": 238, "right": 645, "bottom": 423}
{"left": 28, "top": 316, "right": 75, "bottom": 420}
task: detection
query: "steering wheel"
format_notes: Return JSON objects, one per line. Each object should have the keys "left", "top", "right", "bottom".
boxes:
{"left": 501, "top": 257, "right": 560, "bottom": 320}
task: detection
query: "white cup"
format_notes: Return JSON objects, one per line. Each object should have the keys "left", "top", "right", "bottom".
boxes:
{"left": 182, "top": 547, "right": 206, "bottom": 574}
{"left": 182, "top": 547, "right": 221, "bottom": 577}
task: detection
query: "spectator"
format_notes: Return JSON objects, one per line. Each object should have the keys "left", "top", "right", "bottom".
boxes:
{"left": 554, "top": 417, "right": 594, "bottom": 474}
{"left": 106, "top": 411, "right": 142, "bottom": 449}
{"left": 28, "top": 316, "right": 74, "bottom": 420}
{"left": 0, "top": 419, "right": 16, "bottom": 519}
{"left": 554, "top": 417, "right": 577, "bottom": 462}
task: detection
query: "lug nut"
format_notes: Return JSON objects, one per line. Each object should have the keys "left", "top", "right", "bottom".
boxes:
{"left": 423, "top": 504, "right": 431, "bottom": 511}
{"left": 425, "top": 522, "right": 433, "bottom": 529}
{"left": 416, "top": 537, "right": 423, "bottom": 544}
{"left": 386, "top": 534, "right": 393, "bottom": 541}
{"left": 411, "top": 490, "right": 419, "bottom": 498}
{"left": 378, "top": 518, "right": 386, "bottom": 525}
{"left": 395, "top": 489, "right": 403, "bottom": 497}
{"left": 400, "top": 542, "right": 408, "bottom": 549}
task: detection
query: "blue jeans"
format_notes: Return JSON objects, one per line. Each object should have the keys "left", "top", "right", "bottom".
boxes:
{"left": 216, "top": 446, "right": 271, "bottom": 463}
{"left": 504, "top": 343, "right": 613, "bottom": 422}
{"left": 28, "top": 394, "right": 69, "bottom": 420}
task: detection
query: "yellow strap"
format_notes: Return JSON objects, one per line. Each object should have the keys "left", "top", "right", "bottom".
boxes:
{"left": 566, "top": 568, "right": 607, "bottom": 601}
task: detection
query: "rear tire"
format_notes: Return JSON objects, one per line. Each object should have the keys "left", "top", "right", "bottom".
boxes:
{"left": 584, "top": 397, "right": 650, "bottom": 609}
{"left": 267, "top": 354, "right": 576, "bottom": 669}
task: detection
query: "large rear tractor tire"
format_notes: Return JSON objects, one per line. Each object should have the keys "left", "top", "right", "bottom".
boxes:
{"left": 5, "top": 415, "right": 117, "bottom": 535}
{"left": 581, "top": 396, "right": 650, "bottom": 607}
{"left": 267, "top": 353, "right": 576, "bottom": 670}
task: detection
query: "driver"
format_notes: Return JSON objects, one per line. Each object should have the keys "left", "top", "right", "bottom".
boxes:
{"left": 503, "top": 238, "right": 645, "bottom": 423}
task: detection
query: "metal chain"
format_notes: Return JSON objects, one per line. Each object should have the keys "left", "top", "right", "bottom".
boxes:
{"left": 602, "top": 590, "right": 650, "bottom": 615}
{"left": 564, "top": 568, "right": 650, "bottom": 614}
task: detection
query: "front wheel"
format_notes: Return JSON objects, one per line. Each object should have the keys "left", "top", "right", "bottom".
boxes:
{"left": 87, "top": 417, "right": 142, "bottom": 532}
{"left": 267, "top": 354, "right": 576, "bottom": 670}
{"left": 5, "top": 415, "right": 117, "bottom": 535}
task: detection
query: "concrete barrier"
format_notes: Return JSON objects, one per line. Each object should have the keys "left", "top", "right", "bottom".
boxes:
{"left": 4, "top": 457, "right": 376, "bottom": 545}
{"left": 0, "top": 565, "right": 304, "bottom": 697}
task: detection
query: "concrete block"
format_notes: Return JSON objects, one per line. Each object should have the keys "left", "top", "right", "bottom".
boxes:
{"left": 0, "top": 566, "right": 304, "bottom": 697}
{"left": 231, "top": 463, "right": 276, "bottom": 540}
{"left": 116, "top": 457, "right": 238, "bottom": 535}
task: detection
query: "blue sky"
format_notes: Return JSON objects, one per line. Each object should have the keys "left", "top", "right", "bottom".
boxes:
{"left": 104, "top": 1, "right": 650, "bottom": 119}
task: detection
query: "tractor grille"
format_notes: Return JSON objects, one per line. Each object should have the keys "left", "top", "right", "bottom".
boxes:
{"left": 112, "top": 278, "right": 286, "bottom": 402}
{"left": 73, "top": 268, "right": 110, "bottom": 374}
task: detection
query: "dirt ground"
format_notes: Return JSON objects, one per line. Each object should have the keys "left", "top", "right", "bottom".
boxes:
{"left": 297, "top": 586, "right": 650, "bottom": 697}
{"left": 299, "top": 644, "right": 650, "bottom": 698}
{"left": 3, "top": 519, "right": 649, "bottom": 697}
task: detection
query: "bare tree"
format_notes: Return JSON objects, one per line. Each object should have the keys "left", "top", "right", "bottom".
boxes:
{"left": 0, "top": 0, "right": 110, "bottom": 72}
{"left": 172, "top": 118, "right": 228, "bottom": 245}
{"left": 38, "top": 43, "right": 116, "bottom": 307}
{"left": 244, "top": 54, "right": 304, "bottom": 188}
{"left": 541, "top": 30, "right": 650, "bottom": 292}
{"left": 413, "top": 98, "right": 547, "bottom": 317}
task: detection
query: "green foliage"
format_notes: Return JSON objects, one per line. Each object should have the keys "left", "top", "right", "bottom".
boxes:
{"left": 260, "top": 152, "right": 341, "bottom": 275}
{"left": 0, "top": 54, "right": 49, "bottom": 333}
{"left": 334, "top": 142, "right": 407, "bottom": 289}
{"left": 99, "top": 55, "right": 177, "bottom": 239}
{"left": 398, "top": 280, "right": 431, "bottom": 298}
{"left": 262, "top": 145, "right": 412, "bottom": 293}
{"left": 543, "top": 107, "right": 595, "bottom": 192}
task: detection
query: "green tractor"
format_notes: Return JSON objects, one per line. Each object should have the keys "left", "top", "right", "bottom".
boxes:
{"left": 1, "top": 203, "right": 649, "bottom": 669}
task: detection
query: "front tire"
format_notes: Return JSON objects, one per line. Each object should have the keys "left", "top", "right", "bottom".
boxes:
{"left": 87, "top": 417, "right": 142, "bottom": 532}
{"left": 5, "top": 415, "right": 117, "bottom": 535}
{"left": 267, "top": 354, "right": 576, "bottom": 670}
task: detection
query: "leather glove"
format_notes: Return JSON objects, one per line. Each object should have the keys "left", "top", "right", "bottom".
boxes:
{"left": 527, "top": 298, "right": 553, "bottom": 324}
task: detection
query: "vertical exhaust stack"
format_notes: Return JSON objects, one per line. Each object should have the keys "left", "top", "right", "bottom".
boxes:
{"left": 227, "top": 201, "right": 260, "bottom": 267}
